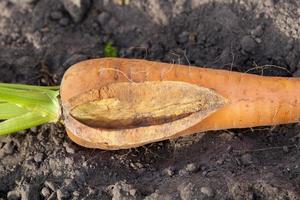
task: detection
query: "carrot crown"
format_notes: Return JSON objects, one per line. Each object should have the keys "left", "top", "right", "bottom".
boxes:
{"left": 0, "top": 83, "right": 60, "bottom": 135}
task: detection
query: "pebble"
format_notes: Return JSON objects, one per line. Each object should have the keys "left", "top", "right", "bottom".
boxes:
{"left": 3, "top": 141, "right": 14, "bottom": 155}
{"left": 34, "top": 153, "right": 44, "bottom": 163}
{"left": 200, "top": 186, "right": 214, "bottom": 197}
{"left": 240, "top": 154, "right": 254, "bottom": 166}
{"left": 65, "top": 157, "right": 74, "bottom": 165}
{"left": 178, "top": 182, "right": 195, "bottom": 200}
{"left": 251, "top": 25, "right": 263, "bottom": 37}
{"left": 179, "top": 169, "right": 188, "bottom": 176}
{"left": 254, "top": 38, "right": 262, "bottom": 44}
{"left": 45, "top": 181, "right": 56, "bottom": 191}
{"left": 97, "top": 12, "right": 110, "bottom": 25}
{"left": 241, "top": 36, "right": 257, "bottom": 53}
{"left": 163, "top": 166, "right": 175, "bottom": 176}
{"left": 63, "top": 142, "right": 75, "bottom": 154}
{"left": 264, "top": 0, "right": 275, "bottom": 7}
{"left": 185, "top": 163, "right": 199, "bottom": 173}
{"left": 50, "top": 11, "right": 63, "bottom": 20}
{"left": 177, "top": 31, "right": 189, "bottom": 44}
{"left": 73, "top": 191, "right": 80, "bottom": 197}
{"left": 61, "top": 0, "right": 91, "bottom": 22}
{"left": 7, "top": 190, "right": 20, "bottom": 200}
{"left": 59, "top": 17, "right": 70, "bottom": 26}
{"left": 41, "top": 187, "right": 51, "bottom": 197}
{"left": 30, "top": 127, "right": 37, "bottom": 133}
{"left": 282, "top": 145, "right": 289, "bottom": 153}
{"left": 24, "top": 160, "right": 37, "bottom": 170}
{"left": 57, "top": 189, "right": 69, "bottom": 200}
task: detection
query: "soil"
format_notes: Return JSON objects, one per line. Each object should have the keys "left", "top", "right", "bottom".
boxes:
{"left": 0, "top": 0, "right": 300, "bottom": 199}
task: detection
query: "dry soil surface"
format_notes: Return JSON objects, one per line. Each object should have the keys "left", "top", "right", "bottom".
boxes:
{"left": 0, "top": 0, "right": 300, "bottom": 199}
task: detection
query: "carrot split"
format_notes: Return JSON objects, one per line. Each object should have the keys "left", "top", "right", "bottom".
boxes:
{"left": 59, "top": 58, "right": 300, "bottom": 150}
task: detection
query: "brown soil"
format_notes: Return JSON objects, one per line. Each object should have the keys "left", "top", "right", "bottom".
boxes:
{"left": 0, "top": 0, "right": 300, "bottom": 199}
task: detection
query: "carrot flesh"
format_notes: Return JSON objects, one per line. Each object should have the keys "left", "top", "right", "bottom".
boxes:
{"left": 60, "top": 58, "right": 300, "bottom": 149}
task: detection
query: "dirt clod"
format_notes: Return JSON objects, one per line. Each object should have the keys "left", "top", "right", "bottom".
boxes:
{"left": 241, "top": 36, "right": 258, "bottom": 54}
{"left": 185, "top": 163, "right": 199, "bottom": 173}
{"left": 200, "top": 186, "right": 214, "bottom": 197}
{"left": 61, "top": 0, "right": 91, "bottom": 22}
{"left": 240, "top": 154, "right": 254, "bottom": 166}
{"left": 7, "top": 191, "right": 20, "bottom": 200}
{"left": 33, "top": 152, "right": 44, "bottom": 163}
{"left": 41, "top": 187, "right": 51, "bottom": 198}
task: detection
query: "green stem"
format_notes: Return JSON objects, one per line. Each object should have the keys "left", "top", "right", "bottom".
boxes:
{"left": 0, "top": 83, "right": 61, "bottom": 135}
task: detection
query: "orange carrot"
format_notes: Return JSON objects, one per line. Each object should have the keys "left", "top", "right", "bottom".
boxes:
{"left": 60, "top": 58, "right": 300, "bottom": 150}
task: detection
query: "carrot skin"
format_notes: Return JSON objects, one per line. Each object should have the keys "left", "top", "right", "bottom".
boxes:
{"left": 60, "top": 58, "right": 300, "bottom": 149}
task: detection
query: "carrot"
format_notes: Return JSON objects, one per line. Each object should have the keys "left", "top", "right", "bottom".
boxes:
{"left": 59, "top": 58, "right": 300, "bottom": 150}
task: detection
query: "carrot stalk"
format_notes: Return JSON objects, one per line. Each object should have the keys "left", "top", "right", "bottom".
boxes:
{"left": 0, "top": 83, "right": 60, "bottom": 135}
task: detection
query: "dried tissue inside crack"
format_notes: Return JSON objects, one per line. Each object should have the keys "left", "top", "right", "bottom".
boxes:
{"left": 69, "top": 81, "right": 227, "bottom": 129}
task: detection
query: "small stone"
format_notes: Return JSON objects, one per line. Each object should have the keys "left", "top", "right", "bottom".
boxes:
{"left": 255, "top": 38, "right": 262, "bottom": 44}
{"left": 61, "top": 0, "right": 91, "bottom": 22}
{"left": 185, "top": 163, "right": 198, "bottom": 173}
{"left": 241, "top": 36, "right": 257, "bottom": 53}
{"left": 44, "top": 181, "right": 56, "bottom": 191}
{"left": 34, "top": 153, "right": 44, "bottom": 163}
{"left": 206, "top": 171, "right": 219, "bottom": 177}
{"left": 264, "top": 0, "right": 275, "bottom": 7}
{"left": 63, "top": 142, "right": 75, "bottom": 154}
{"left": 24, "top": 160, "right": 37, "bottom": 170}
{"left": 200, "top": 186, "right": 214, "bottom": 197}
{"left": 178, "top": 182, "right": 195, "bottom": 200}
{"left": 163, "top": 166, "right": 175, "bottom": 176}
{"left": 282, "top": 145, "right": 289, "bottom": 153}
{"left": 216, "top": 158, "right": 224, "bottom": 165}
{"left": 3, "top": 141, "right": 14, "bottom": 155}
{"left": 179, "top": 169, "right": 188, "bottom": 176}
{"left": 59, "top": 18, "right": 70, "bottom": 26}
{"left": 251, "top": 25, "right": 263, "bottom": 37}
{"left": 65, "top": 157, "right": 74, "bottom": 165}
{"left": 30, "top": 127, "right": 37, "bottom": 133}
{"left": 50, "top": 11, "right": 63, "bottom": 20}
{"left": 129, "top": 189, "right": 137, "bottom": 196}
{"left": 97, "top": 12, "right": 110, "bottom": 25}
{"left": 240, "top": 154, "right": 254, "bottom": 166}
{"left": 41, "top": 187, "right": 51, "bottom": 197}
{"left": 227, "top": 145, "right": 233, "bottom": 152}
{"left": 73, "top": 191, "right": 80, "bottom": 197}
{"left": 7, "top": 190, "right": 20, "bottom": 200}
{"left": 177, "top": 31, "right": 189, "bottom": 44}
{"left": 57, "top": 189, "right": 69, "bottom": 200}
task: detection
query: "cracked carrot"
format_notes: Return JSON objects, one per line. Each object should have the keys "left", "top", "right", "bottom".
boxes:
{"left": 59, "top": 58, "right": 300, "bottom": 149}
